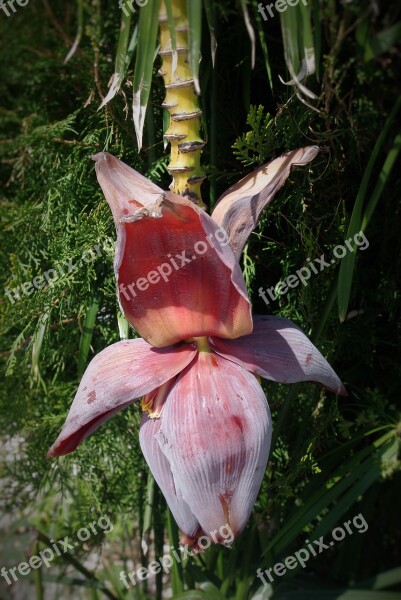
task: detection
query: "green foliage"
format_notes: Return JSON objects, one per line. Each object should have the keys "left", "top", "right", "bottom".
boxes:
{"left": 0, "top": 7, "right": 154, "bottom": 593}
{"left": 1, "top": 1, "right": 401, "bottom": 599}
{"left": 232, "top": 105, "right": 274, "bottom": 167}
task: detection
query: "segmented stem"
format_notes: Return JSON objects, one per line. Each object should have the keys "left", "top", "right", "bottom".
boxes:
{"left": 159, "top": 0, "right": 206, "bottom": 208}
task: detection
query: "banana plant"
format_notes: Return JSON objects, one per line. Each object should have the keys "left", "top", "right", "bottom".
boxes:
{"left": 99, "top": 0, "right": 317, "bottom": 200}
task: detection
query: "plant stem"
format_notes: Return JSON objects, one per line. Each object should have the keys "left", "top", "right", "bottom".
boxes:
{"left": 159, "top": 0, "right": 206, "bottom": 208}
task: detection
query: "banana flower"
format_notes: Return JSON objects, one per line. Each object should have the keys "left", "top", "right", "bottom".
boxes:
{"left": 47, "top": 149, "right": 345, "bottom": 544}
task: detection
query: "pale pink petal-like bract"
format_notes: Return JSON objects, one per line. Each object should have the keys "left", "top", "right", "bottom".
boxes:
{"left": 47, "top": 339, "right": 197, "bottom": 457}
{"left": 211, "top": 315, "right": 346, "bottom": 395}
{"left": 140, "top": 414, "right": 201, "bottom": 540}
{"left": 211, "top": 146, "right": 319, "bottom": 260}
{"left": 156, "top": 352, "right": 271, "bottom": 537}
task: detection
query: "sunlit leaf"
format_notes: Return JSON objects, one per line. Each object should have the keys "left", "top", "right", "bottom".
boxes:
{"left": 132, "top": 0, "right": 161, "bottom": 150}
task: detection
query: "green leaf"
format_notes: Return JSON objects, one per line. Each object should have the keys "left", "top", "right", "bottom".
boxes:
{"left": 200, "top": 582, "right": 227, "bottom": 600}
{"left": 361, "top": 131, "right": 401, "bottom": 231}
{"left": 186, "top": 0, "right": 202, "bottom": 94}
{"left": 364, "top": 21, "right": 401, "bottom": 62}
{"left": 166, "top": 508, "right": 184, "bottom": 595}
{"left": 77, "top": 296, "right": 99, "bottom": 378}
{"left": 338, "top": 96, "right": 401, "bottom": 321}
{"left": 279, "top": 1, "right": 317, "bottom": 102}
{"left": 164, "top": 0, "right": 178, "bottom": 74}
{"left": 173, "top": 593, "right": 207, "bottom": 600}
{"left": 99, "top": 6, "right": 138, "bottom": 110}
{"left": 204, "top": 0, "right": 217, "bottom": 66}
{"left": 36, "top": 532, "right": 118, "bottom": 600}
{"left": 357, "top": 567, "right": 401, "bottom": 592}
{"left": 261, "top": 431, "right": 395, "bottom": 558}
{"left": 142, "top": 471, "right": 155, "bottom": 540}
{"left": 132, "top": 0, "right": 161, "bottom": 150}
{"left": 117, "top": 311, "right": 130, "bottom": 340}
{"left": 31, "top": 312, "right": 50, "bottom": 389}
{"left": 252, "top": 0, "right": 273, "bottom": 90}
{"left": 239, "top": 0, "right": 256, "bottom": 68}
{"left": 311, "top": 0, "right": 322, "bottom": 80}
{"left": 273, "top": 589, "right": 401, "bottom": 599}
{"left": 64, "top": 0, "right": 84, "bottom": 64}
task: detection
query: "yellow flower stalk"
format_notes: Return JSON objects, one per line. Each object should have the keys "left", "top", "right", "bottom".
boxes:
{"left": 158, "top": 0, "right": 206, "bottom": 208}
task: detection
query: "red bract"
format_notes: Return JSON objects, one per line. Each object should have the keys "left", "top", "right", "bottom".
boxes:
{"left": 47, "top": 148, "right": 346, "bottom": 544}
{"left": 92, "top": 152, "right": 253, "bottom": 347}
